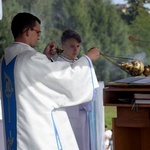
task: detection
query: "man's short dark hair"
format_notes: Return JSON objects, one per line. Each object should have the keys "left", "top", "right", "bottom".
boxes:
{"left": 11, "top": 12, "right": 41, "bottom": 38}
{"left": 61, "top": 29, "right": 82, "bottom": 44}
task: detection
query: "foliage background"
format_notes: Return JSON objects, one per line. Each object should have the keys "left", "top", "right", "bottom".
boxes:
{"left": 1, "top": 0, "right": 150, "bottom": 83}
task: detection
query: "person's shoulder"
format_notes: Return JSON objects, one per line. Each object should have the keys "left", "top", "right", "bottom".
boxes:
{"left": 105, "top": 130, "right": 112, "bottom": 138}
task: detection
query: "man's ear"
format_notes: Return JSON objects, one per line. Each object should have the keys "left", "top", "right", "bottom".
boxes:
{"left": 26, "top": 29, "right": 30, "bottom": 37}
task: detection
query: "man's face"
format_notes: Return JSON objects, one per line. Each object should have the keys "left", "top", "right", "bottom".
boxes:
{"left": 28, "top": 21, "right": 41, "bottom": 48}
{"left": 62, "top": 38, "right": 80, "bottom": 60}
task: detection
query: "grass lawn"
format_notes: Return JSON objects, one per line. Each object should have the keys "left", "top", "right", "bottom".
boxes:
{"left": 105, "top": 106, "right": 117, "bottom": 130}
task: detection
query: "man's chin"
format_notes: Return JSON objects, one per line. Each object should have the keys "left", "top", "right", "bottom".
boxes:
{"left": 73, "top": 54, "right": 78, "bottom": 57}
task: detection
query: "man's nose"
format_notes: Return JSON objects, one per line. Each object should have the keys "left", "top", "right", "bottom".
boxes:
{"left": 74, "top": 47, "right": 78, "bottom": 51}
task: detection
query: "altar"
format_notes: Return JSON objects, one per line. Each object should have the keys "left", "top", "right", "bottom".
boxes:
{"left": 103, "top": 77, "right": 150, "bottom": 150}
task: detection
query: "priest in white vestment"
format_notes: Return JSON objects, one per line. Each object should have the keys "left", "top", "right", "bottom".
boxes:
{"left": 0, "top": 12, "right": 100, "bottom": 150}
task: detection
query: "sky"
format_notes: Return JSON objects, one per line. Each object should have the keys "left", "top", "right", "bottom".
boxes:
{"left": 112, "top": 0, "right": 127, "bottom": 4}
{"left": 112, "top": 0, "right": 150, "bottom": 8}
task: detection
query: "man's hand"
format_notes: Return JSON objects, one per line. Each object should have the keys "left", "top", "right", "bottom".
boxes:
{"left": 43, "top": 42, "right": 57, "bottom": 59}
{"left": 86, "top": 47, "right": 100, "bottom": 61}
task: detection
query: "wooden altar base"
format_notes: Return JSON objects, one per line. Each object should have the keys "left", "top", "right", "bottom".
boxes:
{"left": 104, "top": 82, "right": 150, "bottom": 150}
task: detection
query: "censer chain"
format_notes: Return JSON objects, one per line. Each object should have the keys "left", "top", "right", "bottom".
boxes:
{"left": 100, "top": 52, "right": 131, "bottom": 75}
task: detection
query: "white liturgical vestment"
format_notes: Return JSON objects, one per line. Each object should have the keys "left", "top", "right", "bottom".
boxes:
{"left": 57, "top": 56, "right": 94, "bottom": 150}
{"left": 0, "top": 42, "right": 99, "bottom": 150}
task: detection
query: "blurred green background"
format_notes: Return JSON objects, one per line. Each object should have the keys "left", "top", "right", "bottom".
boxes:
{"left": 105, "top": 106, "right": 117, "bottom": 129}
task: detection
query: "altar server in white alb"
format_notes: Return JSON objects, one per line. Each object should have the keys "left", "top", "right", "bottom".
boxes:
{"left": 0, "top": 12, "right": 100, "bottom": 150}
{"left": 56, "top": 29, "right": 95, "bottom": 150}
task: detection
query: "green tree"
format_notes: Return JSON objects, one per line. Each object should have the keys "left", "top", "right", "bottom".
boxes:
{"left": 87, "top": 0, "right": 133, "bottom": 82}
{"left": 121, "top": 0, "right": 150, "bottom": 24}
{"left": 49, "top": 0, "right": 133, "bottom": 82}
{"left": 49, "top": 0, "right": 94, "bottom": 53}
{"left": 129, "top": 8, "right": 150, "bottom": 65}
{"left": 30, "top": 0, "right": 54, "bottom": 52}
{"left": 0, "top": 0, "right": 55, "bottom": 54}
{"left": 0, "top": 0, "right": 135, "bottom": 82}
{"left": 0, "top": 0, "right": 23, "bottom": 58}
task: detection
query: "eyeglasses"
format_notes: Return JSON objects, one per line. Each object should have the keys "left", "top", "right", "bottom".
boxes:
{"left": 23, "top": 28, "right": 41, "bottom": 36}
{"left": 31, "top": 28, "right": 41, "bottom": 36}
